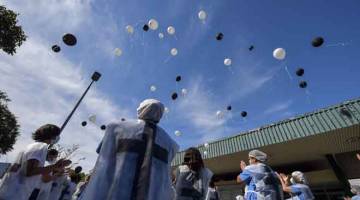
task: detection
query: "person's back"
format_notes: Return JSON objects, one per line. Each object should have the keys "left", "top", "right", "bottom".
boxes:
{"left": 81, "top": 99, "right": 179, "bottom": 200}
{"left": 288, "top": 183, "right": 314, "bottom": 200}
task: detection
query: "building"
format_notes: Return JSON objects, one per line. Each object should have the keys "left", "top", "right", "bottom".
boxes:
{"left": 172, "top": 98, "right": 360, "bottom": 199}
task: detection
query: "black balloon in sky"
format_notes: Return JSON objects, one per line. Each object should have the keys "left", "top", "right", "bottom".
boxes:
{"left": 312, "top": 37, "right": 324, "bottom": 47}
{"left": 143, "top": 24, "right": 149, "bottom": 31}
{"left": 241, "top": 111, "right": 247, "bottom": 117}
{"left": 52, "top": 45, "right": 61, "bottom": 53}
{"left": 81, "top": 121, "right": 87, "bottom": 127}
{"left": 171, "top": 92, "right": 178, "bottom": 100}
{"left": 176, "top": 76, "right": 182, "bottom": 82}
{"left": 74, "top": 166, "right": 82, "bottom": 174}
{"left": 249, "top": 45, "right": 254, "bottom": 51}
{"left": 227, "top": 106, "right": 232, "bottom": 111}
{"left": 121, "top": 118, "right": 126, "bottom": 121}
{"left": 100, "top": 125, "right": 106, "bottom": 130}
{"left": 216, "top": 33, "right": 224, "bottom": 41}
{"left": 63, "top": 33, "right": 77, "bottom": 46}
{"left": 296, "top": 68, "right": 305, "bottom": 76}
{"left": 299, "top": 81, "right": 307, "bottom": 88}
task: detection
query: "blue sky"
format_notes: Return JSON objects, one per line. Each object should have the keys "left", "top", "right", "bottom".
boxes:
{"left": 1, "top": 0, "right": 360, "bottom": 171}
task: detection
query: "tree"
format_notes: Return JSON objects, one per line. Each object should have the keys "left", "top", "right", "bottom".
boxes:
{"left": 0, "top": 90, "right": 20, "bottom": 154}
{"left": 0, "top": 5, "right": 27, "bottom": 55}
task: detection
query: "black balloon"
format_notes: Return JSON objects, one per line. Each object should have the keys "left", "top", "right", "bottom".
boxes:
{"left": 171, "top": 92, "right": 178, "bottom": 100}
{"left": 81, "top": 121, "right": 87, "bottom": 127}
{"left": 121, "top": 118, "right": 126, "bottom": 121}
{"left": 241, "top": 111, "right": 247, "bottom": 117}
{"left": 227, "top": 106, "right": 232, "bottom": 111}
{"left": 100, "top": 125, "right": 106, "bottom": 130}
{"left": 312, "top": 37, "right": 324, "bottom": 47}
{"left": 143, "top": 24, "right": 149, "bottom": 31}
{"left": 74, "top": 166, "right": 82, "bottom": 174}
{"left": 296, "top": 68, "right": 305, "bottom": 76}
{"left": 216, "top": 33, "right": 224, "bottom": 41}
{"left": 249, "top": 45, "right": 254, "bottom": 51}
{"left": 63, "top": 33, "right": 77, "bottom": 46}
{"left": 176, "top": 76, "right": 181, "bottom": 82}
{"left": 52, "top": 45, "right": 61, "bottom": 53}
{"left": 299, "top": 81, "right": 307, "bottom": 88}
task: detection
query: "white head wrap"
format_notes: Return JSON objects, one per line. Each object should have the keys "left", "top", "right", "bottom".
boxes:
{"left": 351, "top": 185, "right": 360, "bottom": 195}
{"left": 137, "top": 99, "right": 164, "bottom": 123}
{"left": 291, "top": 171, "right": 307, "bottom": 184}
{"left": 248, "top": 149, "right": 267, "bottom": 162}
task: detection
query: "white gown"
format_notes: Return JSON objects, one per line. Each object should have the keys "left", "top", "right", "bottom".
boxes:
{"left": 81, "top": 119, "right": 179, "bottom": 200}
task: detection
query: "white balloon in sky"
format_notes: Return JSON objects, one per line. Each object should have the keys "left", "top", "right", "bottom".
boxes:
{"left": 125, "top": 25, "right": 134, "bottom": 34}
{"left": 273, "top": 48, "right": 286, "bottom": 60}
{"left": 224, "top": 58, "right": 232, "bottom": 66}
{"left": 158, "top": 33, "right": 164, "bottom": 39}
{"left": 114, "top": 48, "right": 122, "bottom": 57}
{"left": 216, "top": 110, "right": 224, "bottom": 118}
{"left": 167, "top": 26, "right": 176, "bottom": 35}
{"left": 88, "top": 115, "right": 97, "bottom": 124}
{"left": 204, "top": 143, "right": 209, "bottom": 148}
{"left": 164, "top": 107, "right": 170, "bottom": 113}
{"left": 175, "top": 130, "right": 182, "bottom": 136}
{"left": 171, "top": 48, "right": 178, "bottom": 56}
{"left": 148, "top": 19, "right": 159, "bottom": 30}
{"left": 198, "top": 10, "right": 207, "bottom": 21}
{"left": 150, "top": 85, "right": 157, "bottom": 92}
{"left": 181, "top": 88, "right": 188, "bottom": 96}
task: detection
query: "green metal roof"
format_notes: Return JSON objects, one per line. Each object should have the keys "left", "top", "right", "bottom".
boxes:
{"left": 172, "top": 97, "right": 360, "bottom": 166}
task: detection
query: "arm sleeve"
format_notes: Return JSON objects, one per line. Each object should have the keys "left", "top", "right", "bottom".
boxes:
{"left": 239, "top": 169, "right": 252, "bottom": 184}
{"left": 27, "top": 145, "right": 47, "bottom": 163}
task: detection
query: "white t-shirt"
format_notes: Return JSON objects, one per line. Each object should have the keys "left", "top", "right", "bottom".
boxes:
{"left": 21, "top": 142, "right": 48, "bottom": 199}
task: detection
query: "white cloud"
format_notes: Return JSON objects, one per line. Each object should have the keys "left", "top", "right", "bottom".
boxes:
{"left": 263, "top": 100, "right": 293, "bottom": 115}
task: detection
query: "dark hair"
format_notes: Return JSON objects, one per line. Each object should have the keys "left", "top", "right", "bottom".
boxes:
{"left": 32, "top": 124, "right": 60, "bottom": 142}
{"left": 47, "top": 149, "right": 58, "bottom": 156}
{"left": 183, "top": 147, "right": 204, "bottom": 172}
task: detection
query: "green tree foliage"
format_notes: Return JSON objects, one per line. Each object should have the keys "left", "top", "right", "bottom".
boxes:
{"left": 0, "top": 90, "right": 20, "bottom": 154}
{"left": 0, "top": 5, "right": 27, "bottom": 55}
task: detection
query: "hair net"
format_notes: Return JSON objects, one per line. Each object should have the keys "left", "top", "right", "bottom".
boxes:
{"left": 351, "top": 185, "right": 360, "bottom": 194}
{"left": 137, "top": 99, "right": 164, "bottom": 123}
{"left": 248, "top": 149, "right": 267, "bottom": 162}
{"left": 291, "top": 171, "right": 307, "bottom": 184}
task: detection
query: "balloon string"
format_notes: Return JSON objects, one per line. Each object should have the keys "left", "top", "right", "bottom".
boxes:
{"left": 284, "top": 65, "right": 293, "bottom": 80}
{"left": 305, "top": 89, "right": 311, "bottom": 104}
{"left": 325, "top": 42, "right": 350, "bottom": 47}
{"left": 164, "top": 56, "right": 171, "bottom": 63}
{"left": 174, "top": 35, "right": 178, "bottom": 41}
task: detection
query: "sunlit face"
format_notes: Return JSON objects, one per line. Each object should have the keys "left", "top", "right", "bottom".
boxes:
{"left": 248, "top": 156, "right": 257, "bottom": 165}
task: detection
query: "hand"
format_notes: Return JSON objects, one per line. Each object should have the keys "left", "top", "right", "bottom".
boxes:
{"left": 240, "top": 161, "right": 247, "bottom": 171}
{"left": 356, "top": 153, "right": 360, "bottom": 161}
{"left": 279, "top": 173, "right": 289, "bottom": 181}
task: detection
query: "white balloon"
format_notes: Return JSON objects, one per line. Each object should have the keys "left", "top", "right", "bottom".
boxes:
{"left": 224, "top": 58, "right": 232, "bottom": 66}
{"left": 167, "top": 26, "right": 175, "bottom": 35}
{"left": 148, "top": 19, "right": 159, "bottom": 30}
{"left": 273, "top": 48, "right": 286, "bottom": 60}
{"left": 198, "top": 10, "right": 207, "bottom": 20}
{"left": 125, "top": 25, "right": 134, "bottom": 34}
{"left": 158, "top": 33, "right": 164, "bottom": 39}
{"left": 175, "top": 130, "right": 182, "bottom": 136}
{"left": 114, "top": 48, "right": 122, "bottom": 56}
{"left": 181, "top": 88, "right": 187, "bottom": 96}
{"left": 204, "top": 143, "right": 209, "bottom": 148}
{"left": 170, "top": 48, "right": 178, "bottom": 56}
{"left": 88, "top": 115, "right": 97, "bottom": 123}
{"left": 150, "top": 85, "right": 156, "bottom": 92}
{"left": 164, "top": 107, "right": 170, "bottom": 113}
{"left": 216, "top": 110, "right": 224, "bottom": 118}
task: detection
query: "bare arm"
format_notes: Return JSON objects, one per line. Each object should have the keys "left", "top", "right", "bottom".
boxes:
{"left": 276, "top": 173, "right": 292, "bottom": 193}
{"left": 26, "top": 159, "right": 67, "bottom": 177}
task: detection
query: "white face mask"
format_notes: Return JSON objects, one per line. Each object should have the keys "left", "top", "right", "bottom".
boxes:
{"left": 51, "top": 136, "right": 60, "bottom": 144}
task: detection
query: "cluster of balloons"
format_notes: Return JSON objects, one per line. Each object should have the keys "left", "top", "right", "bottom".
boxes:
{"left": 81, "top": 115, "right": 107, "bottom": 131}
{"left": 51, "top": 33, "right": 77, "bottom": 53}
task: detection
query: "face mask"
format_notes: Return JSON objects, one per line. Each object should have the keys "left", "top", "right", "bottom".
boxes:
{"left": 51, "top": 136, "right": 60, "bottom": 144}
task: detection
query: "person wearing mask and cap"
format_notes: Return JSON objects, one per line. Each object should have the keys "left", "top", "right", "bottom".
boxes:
{"left": 174, "top": 147, "right": 213, "bottom": 200}
{"left": 277, "top": 171, "right": 314, "bottom": 200}
{"left": 236, "top": 149, "right": 283, "bottom": 200}
{"left": 81, "top": 99, "right": 179, "bottom": 200}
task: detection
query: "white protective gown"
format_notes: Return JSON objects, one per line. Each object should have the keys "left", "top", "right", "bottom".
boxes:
{"left": 81, "top": 99, "right": 179, "bottom": 200}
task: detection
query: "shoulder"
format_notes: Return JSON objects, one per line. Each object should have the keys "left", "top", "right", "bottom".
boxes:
{"left": 25, "top": 142, "right": 48, "bottom": 152}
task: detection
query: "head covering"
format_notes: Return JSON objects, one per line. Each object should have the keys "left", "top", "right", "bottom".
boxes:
{"left": 351, "top": 185, "right": 360, "bottom": 194}
{"left": 291, "top": 171, "right": 307, "bottom": 184}
{"left": 248, "top": 149, "right": 267, "bottom": 162}
{"left": 137, "top": 99, "right": 164, "bottom": 123}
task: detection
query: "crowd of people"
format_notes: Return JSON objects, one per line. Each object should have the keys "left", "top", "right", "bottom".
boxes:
{"left": 0, "top": 99, "right": 358, "bottom": 200}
